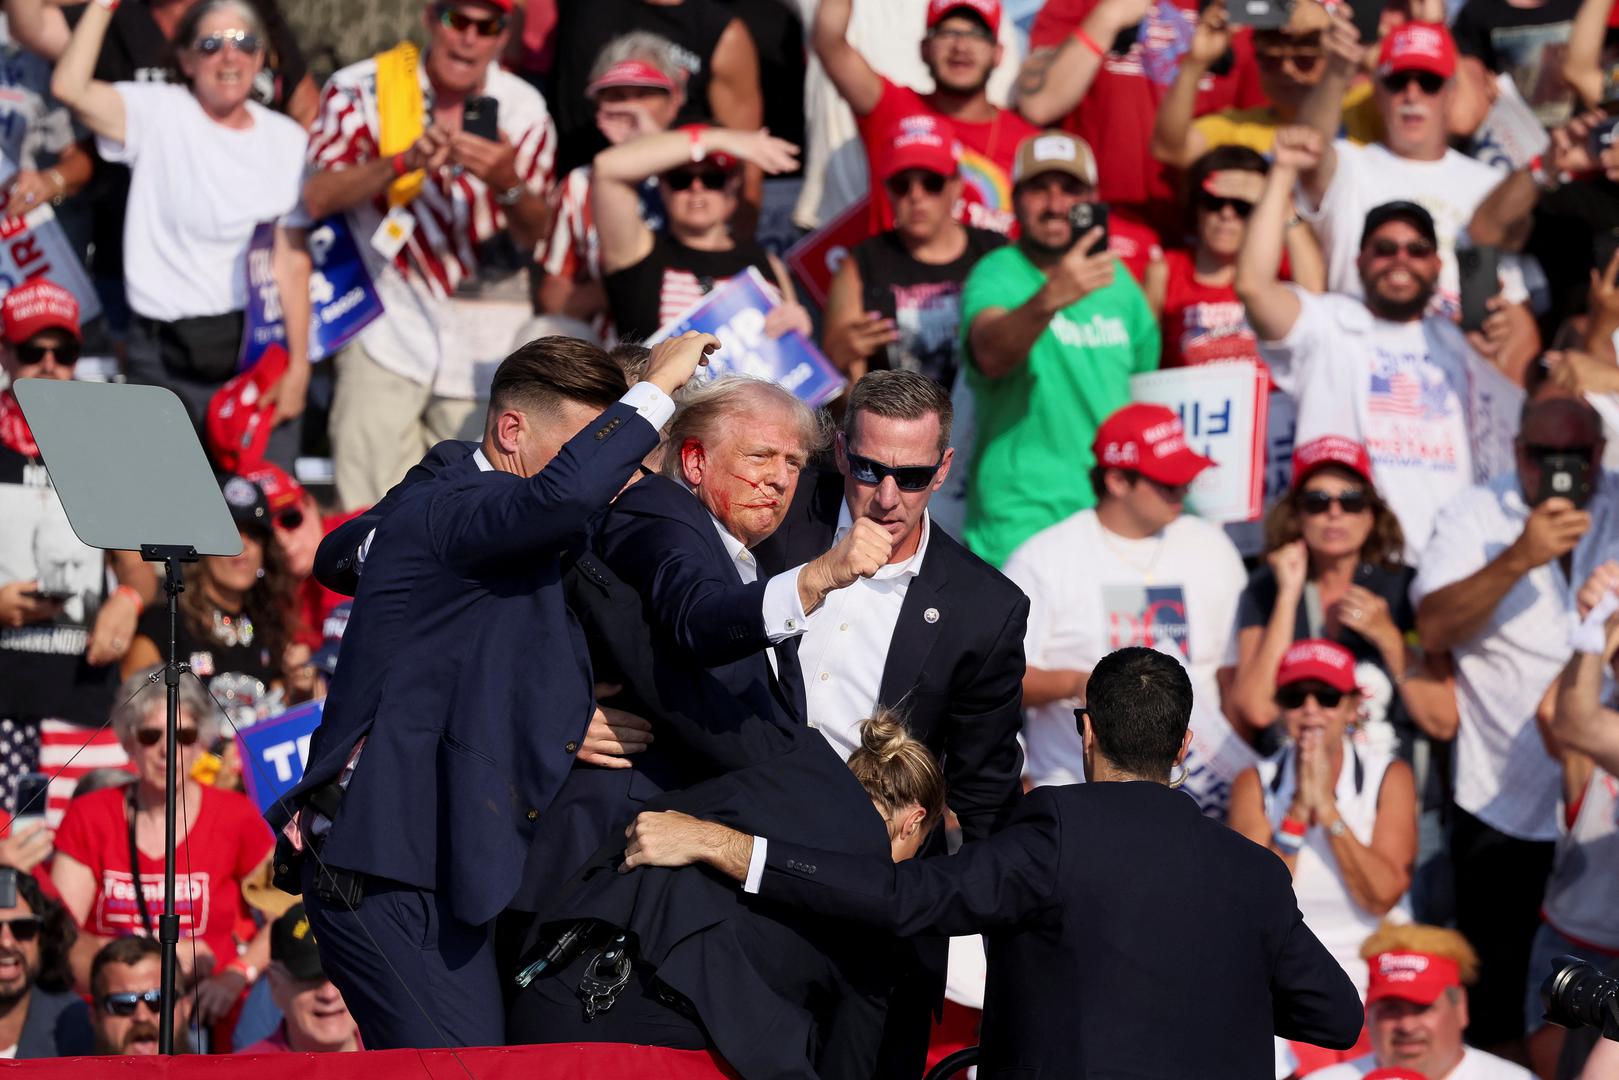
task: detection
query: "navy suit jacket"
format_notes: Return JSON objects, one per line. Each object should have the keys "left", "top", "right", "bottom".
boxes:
{"left": 758, "top": 781, "right": 1365, "bottom": 1079}
{"left": 283, "top": 404, "right": 659, "bottom": 927}
{"left": 752, "top": 468, "right": 1028, "bottom": 842}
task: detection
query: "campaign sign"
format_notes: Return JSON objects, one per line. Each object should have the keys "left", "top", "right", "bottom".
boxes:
{"left": 784, "top": 193, "right": 873, "bottom": 307}
{"left": 650, "top": 268, "right": 847, "bottom": 406}
{"left": 237, "top": 700, "right": 324, "bottom": 815}
{"left": 240, "top": 216, "right": 384, "bottom": 371}
{"left": 1130, "top": 361, "right": 1269, "bottom": 523}
{"left": 0, "top": 206, "right": 101, "bottom": 323}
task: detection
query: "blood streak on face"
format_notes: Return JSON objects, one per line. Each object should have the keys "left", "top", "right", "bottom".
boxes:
{"left": 684, "top": 404, "right": 807, "bottom": 548}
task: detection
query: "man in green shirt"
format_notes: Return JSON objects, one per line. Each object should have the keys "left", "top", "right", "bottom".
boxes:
{"left": 960, "top": 130, "right": 1160, "bottom": 567}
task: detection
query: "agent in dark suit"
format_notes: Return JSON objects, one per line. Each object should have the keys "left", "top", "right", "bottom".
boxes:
{"left": 509, "top": 712, "right": 946, "bottom": 1079}
{"left": 752, "top": 369, "right": 1029, "bottom": 1073}
{"left": 277, "top": 333, "right": 716, "bottom": 1050}
{"left": 623, "top": 647, "right": 1367, "bottom": 1078}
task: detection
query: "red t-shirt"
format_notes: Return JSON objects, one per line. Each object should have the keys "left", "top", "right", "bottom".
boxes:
{"left": 1158, "top": 248, "right": 1272, "bottom": 388}
{"left": 1029, "top": 0, "right": 1265, "bottom": 229}
{"left": 54, "top": 785, "right": 273, "bottom": 963}
{"left": 859, "top": 78, "right": 1040, "bottom": 237}
{"left": 1109, "top": 208, "right": 1164, "bottom": 283}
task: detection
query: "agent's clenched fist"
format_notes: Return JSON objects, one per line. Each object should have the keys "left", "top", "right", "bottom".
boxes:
{"left": 798, "top": 517, "right": 894, "bottom": 613}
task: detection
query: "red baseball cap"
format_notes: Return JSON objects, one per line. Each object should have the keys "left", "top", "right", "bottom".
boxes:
{"left": 587, "top": 59, "right": 677, "bottom": 99}
{"left": 1092, "top": 403, "right": 1216, "bottom": 486}
{"left": 1377, "top": 22, "right": 1456, "bottom": 80}
{"left": 882, "top": 114, "right": 959, "bottom": 181}
{"left": 1366, "top": 950, "right": 1464, "bottom": 1006}
{"left": 927, "top": 0, "right": 1001, "bottom": 34}
{"left": 1292, "top": 435, "right": 1374, "bottom": 489}
{"left": 239, "top": 461, "right": 305, "bottom": 514}
{"left": 2, "top": 281, "right": 80, "bottom": 344}
{"left": 206, "top": 344, "right": 288, "bottom": 474}
{"left": 1276, "top": 639, "right": 1360, "bottom": 693}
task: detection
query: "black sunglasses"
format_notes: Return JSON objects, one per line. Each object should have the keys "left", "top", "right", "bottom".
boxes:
{"left": 1276, "top": 685, "right": 1346, "bottom": 710}
{"left": 1298, "top": 488, "right": 1369, "bottom": 515}
{"left": 1379, "top": 71, "right": 1445, "bottom": 96}
{"left": 192, "top": 29, "right": 263, "bottom": 56}
{"left": 135, "top": 727, "right": 200, "bottom": 747}
{"left": 0, "top": 916, "right": 40, "bottom": 942}
{"left": 664, "top": 168, "right": 729, "bottom": 192}
{"left": 885, "top": 171, "right": 949, "bottom": 199}
{"left": 16, "top": 341, "right": 79, "bottom": 367}
{"left": 435, "top": 5, "right": 506, "bottom": 36}
{"left": 100, "top": 989, "right": 163, "bottom": 1017}
{"left": 275, "top": 507, "right": 305, "bottom": 531}
{"left": 1199, "top": 194, "right": 1255, "bottom": 219}
{"left": 846, "top": 449, "right": 943, "bottom": 492}
{"left": 1366, "top": 237, "right": 1436, "bottom": 260}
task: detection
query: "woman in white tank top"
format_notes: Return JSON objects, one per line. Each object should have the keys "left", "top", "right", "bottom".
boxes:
{"left": 1230, "top": 639, "right": 1418, "bottom": 995}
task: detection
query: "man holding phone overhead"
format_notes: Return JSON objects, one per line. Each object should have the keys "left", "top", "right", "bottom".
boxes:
{"left": 1413, "top": 390, "right": 1619, "bottom": 1058}
{"left": 302, "top": 0, "right": 560, "bottom": 511}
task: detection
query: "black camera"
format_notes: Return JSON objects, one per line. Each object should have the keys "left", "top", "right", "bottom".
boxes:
{"left": 1542, "top": 956, "right": 1619, "bottom": 1042}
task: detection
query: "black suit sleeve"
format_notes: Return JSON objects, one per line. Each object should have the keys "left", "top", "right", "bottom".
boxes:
{"left": 758, "top": 786, "right": 1063, "bottom": 938}
{"left": 1267, "top": 875, "right": 1365, "bottom": 1049}
{"left": 944, "top": 590, "right": 1030, "bottom": 842}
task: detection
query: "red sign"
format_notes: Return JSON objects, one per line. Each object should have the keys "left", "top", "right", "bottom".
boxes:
{"left": 784, "top": 194, "right": 875, "bottom": 308}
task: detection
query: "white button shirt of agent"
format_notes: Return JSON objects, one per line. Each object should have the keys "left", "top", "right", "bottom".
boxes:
{"left": 797, "top": 500, "right": 932, "bottom": 758}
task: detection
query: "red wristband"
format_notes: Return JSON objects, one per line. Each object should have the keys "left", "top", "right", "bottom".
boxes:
{"left": 391, "top": 152, "right": 409, "bottom": 177}
{"left": 1074, "top": 28, "right": 1105, "bottom": 58}
{"left": 681, "top": 123, "right": 709, "bottom": 163}
{"left": 113, "top": 584, "right": 143, "bottom": 614}
{"left": 1280, "top": 816, "right": 1308, "bottom": 837}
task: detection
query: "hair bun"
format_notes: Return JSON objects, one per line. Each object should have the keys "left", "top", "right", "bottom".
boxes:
{"left": 859, "top": 709, "right": 909, "bottom": 763}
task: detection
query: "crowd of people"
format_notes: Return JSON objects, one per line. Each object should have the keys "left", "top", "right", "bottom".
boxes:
{"left": 0, "top": 0, "right": 1617, "bottom": 1074}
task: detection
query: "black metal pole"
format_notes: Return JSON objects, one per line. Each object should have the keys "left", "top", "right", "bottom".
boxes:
{"left": 141, "top": 544, "right": 197, "bottom": 1056}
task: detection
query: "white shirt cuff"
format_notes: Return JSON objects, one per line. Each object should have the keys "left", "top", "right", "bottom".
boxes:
{"left": 356, "top": 528, "right": 377, "bottom": 573}
{"left": 742, "top": 836, "right": 768, "bottom": 894}
{"left": 621, "top": 382, "right": 676, "bottom": 430}
{"left": 762, "top": 566, "right": 809, "bottom": 642}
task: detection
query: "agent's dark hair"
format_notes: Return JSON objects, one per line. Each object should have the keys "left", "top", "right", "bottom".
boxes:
{"left": 844, "top": 370, "right": 954, "bottom": 454}
{"left": 90, "top": 935, "right": 164, "bottom": 1000}
{"left": 489, "top": 336, "right": 629, "bottom": 421}
{"left": 2, "top": 868, "right": 75, "bottom": 994}
{"left": 1083, "top": 647, "right": 1194, "bottom": 780}
{"left": 1184, "top": 145, "right": 1269, "bottom": 230}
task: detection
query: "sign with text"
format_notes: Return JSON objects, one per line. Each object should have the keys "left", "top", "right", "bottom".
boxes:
{"left": 784, "top": 193, "right": 872, "bottom": 308}
{"left": 237, "top": 700, "right": 324, "bottom": 815}
{"left": 240, "top": 216, "right": 384, "bottom": 371}
{"left": 1130, "top": 361, "right": 1269, "bottom": 523}
{"left": 650, "top": 268, "right": 847, "bottom": 406}
{"left": 0, "top": 206, "right": 101, "bottom": 323}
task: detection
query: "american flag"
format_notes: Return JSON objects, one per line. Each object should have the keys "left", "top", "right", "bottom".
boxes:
{"left": 37, "top": 720, "right": 131, "bottom": 827}
{"left": 1369, "top": 370, "right": 1426, "bottom": 417}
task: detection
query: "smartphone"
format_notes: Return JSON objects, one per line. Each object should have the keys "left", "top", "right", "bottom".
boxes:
{"left": 21, "top": 588, "right": 71, "bottom": 602}
{"left": 1069, "top": 201, "right": 1111, "bottom": 256}
{"left": 1457, "top": 245, "right": 1501, "bottom": 334}
{"left": 462, "top": 96, "right": 500, "bottom": 142}
{"left": 1110, "top": 21, "right": 1141, "bottom": 54}
{"left": 1228, "top": 0, "right": 1291, "bottom": 29}
{"left": 1590, "top": 115, "right": 1619, "bottom": 161}
{"left": 11, "top": 772, "right": 49, "bottom": 833}
{"left": 1534, "top": 452, "right": 1594, "bottom": 508}
{"left": 1349, "top": 0, "right": 1385, "bottom": 57}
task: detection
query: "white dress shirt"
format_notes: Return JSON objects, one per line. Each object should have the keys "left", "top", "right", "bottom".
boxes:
{"left": 699, "top": 510, "right": 807, "bottom": 661}
{"left": 798, "top": 501, "right": 931, "bottom": 759}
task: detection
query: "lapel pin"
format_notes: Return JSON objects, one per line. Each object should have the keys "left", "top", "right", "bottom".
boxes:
{"left": 923, "top": 607, "right": 940, "bottom": 624}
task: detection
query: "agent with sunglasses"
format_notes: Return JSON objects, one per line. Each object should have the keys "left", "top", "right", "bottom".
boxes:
{"left": 1230, "top": 639, "right": 1418, "bottom": 1003}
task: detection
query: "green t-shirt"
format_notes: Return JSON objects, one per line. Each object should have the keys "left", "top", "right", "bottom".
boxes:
{"left": 959, "top": 244, "right": 1160, "bottom": 567}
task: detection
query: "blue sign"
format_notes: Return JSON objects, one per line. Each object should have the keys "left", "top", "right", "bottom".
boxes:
{"left": 652, "top": 268, "right": 846, "bottom": 407}
{"left": 237, "top": 700, "right": 324, "bottom": 815}
{"left": 240, "top": 216, "right": 384, "bottom": 372}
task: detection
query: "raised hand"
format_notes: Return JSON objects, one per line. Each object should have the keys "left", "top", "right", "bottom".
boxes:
{"left": 1271, "top": 125, "right": 1326, "bottom": 172}
{"left": 1268, "top": 539, "right": 1310, "bottom": 596}
{"left": 1041, "top": 227, "right": 1115, "bottom": 310}
{"left": 643, "top": 331, "right": 721, "bottom": 396}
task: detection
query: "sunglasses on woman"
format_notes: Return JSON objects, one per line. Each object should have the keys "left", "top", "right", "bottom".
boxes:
{"left": 1379, "top": 71, "right": 1445, "bottom": 96}
{"left": 1298, "top": 488, "right": 1369, "bottom": 516}
{"left": 435, "top": 5, "right": 506, "bottom": 36}
{"left": 664, "top": 168, "right": 729, "bottom": 192}
{"left": 1198, "top": 194, "right": 1254, "bottom": 219}
{"left": 0, "top": 916, "right": 40, "bottom": 942}
{"left": 100, "top": 990, "right": 163, "bottom": 1017}
{"left": 193, "top": 29, "right": 263, "bottom": 56}
{"left": 1365, "top": 237, "right": 1436, "bottom": 260}
{"left": 15, "top": 341, "right": 79, "bottom": 367}
{"left": 885, "top": 171, "right": 949, "bottom": 199}
{"left": 846, "top": 450, "right": 944, "bottom": 492}
{"left": 135, "top": 726, "right": 200, "bottom": 747}
{"left": 1276, "top": 685, "right": 1345, "bottom": 710}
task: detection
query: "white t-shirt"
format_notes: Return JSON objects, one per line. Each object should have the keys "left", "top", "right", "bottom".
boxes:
{"left": 1411, "top": 472, "right": 1619, "bottom": 842}
{"left": 1002, "top": 509, "right": 1248, "bottom": 793}
{"left": 1311, "top": 1048, "right": 1533, "bottom": 1080}
{"left": 1258, "top": 288, "right": 1523, "bottom": 561}
{"left": 98, "top": 82, "right": 308, "bottom": 323}
{"left": 1298, "top": 141, "right": 1525, "bottom": 316}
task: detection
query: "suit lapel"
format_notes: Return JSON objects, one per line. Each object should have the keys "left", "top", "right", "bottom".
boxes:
{"left": 878, "top": 545, "right": 951, "bottom": 708}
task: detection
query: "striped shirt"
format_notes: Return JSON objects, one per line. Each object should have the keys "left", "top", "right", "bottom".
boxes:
{"left": 539, "top": 166, "right": 664, "bottom": 344}
{"left": 308, "top": 55, "right": 557, "bottom": 391}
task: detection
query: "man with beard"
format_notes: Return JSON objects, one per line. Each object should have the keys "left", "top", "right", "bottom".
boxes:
{"left": 816, "top": 0, "right": 1039, "bottom": 237}
{"left": 0, "top": 871, "right": 89, "bottom": 1057}
{"left": 1238, "top": 125, "right": 1518, "bottom": 561}
{"left": 957, "top": 129, "right": 1159, "bottom": 567}
{"left": 90, "top": 937, "right": 190, "bottom": 1056}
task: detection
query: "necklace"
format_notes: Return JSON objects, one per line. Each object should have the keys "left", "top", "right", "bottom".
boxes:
{"left": 1098, "top": 526, "right": 1168, "bottom": 586}
{"left": 212, "top": 609, "right": 255, "bottom": 648}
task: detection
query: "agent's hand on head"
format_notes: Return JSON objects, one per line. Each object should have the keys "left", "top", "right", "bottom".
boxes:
{"left": 642, "top": 331, "right": 722, "bottom": 397}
